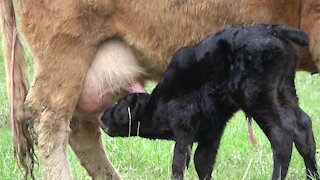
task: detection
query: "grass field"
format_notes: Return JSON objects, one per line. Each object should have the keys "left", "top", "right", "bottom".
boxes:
{"left": 0, "top": 42, "right": 319, "bottom": 179}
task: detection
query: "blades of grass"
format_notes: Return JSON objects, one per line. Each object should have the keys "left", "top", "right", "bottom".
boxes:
{"left": 242, "top": 158, "right": 253, "bottom": 180}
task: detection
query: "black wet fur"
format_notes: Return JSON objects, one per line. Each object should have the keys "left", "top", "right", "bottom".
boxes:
{"left": 101, "top": 24, "right": 318, "bottom": 180}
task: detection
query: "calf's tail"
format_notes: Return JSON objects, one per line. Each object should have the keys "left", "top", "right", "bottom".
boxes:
{"left": 273, "top": 25, "right": 309, "bottom": 47}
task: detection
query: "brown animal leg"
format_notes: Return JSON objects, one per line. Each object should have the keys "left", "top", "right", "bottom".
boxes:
{"left": 33, "top": 107, "right": 73, "bottom": 179}
{"left": 25, "top": 40, "right": 97, "bottom": 179}
{"left": 69, "top": 116, "right": 122, "bottom": 180}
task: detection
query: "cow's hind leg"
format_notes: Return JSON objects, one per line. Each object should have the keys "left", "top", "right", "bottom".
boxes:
{"left": 69, "top": 116, "right": 122, "bottom": 180}
{"left": 293, "top": 108, "right": 319, "bottom": 179}
{"left": 25, "top": 42, "right": 96, "bottom": 179}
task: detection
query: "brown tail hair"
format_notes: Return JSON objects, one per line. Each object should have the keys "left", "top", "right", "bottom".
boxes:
{"left": 0, "top": 0, "right": 36, "bottom": 179}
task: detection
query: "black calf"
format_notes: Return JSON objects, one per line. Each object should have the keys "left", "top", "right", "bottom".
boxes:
{"left": 101, "top": 24, "right": 318, "bottom": 180}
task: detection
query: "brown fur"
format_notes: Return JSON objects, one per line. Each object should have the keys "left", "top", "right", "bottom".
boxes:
{"left": 69, "top": 114, "right": 121, "bottom": 179}
{"left": 1, "top": 0, "right": 320, "bottom": 179}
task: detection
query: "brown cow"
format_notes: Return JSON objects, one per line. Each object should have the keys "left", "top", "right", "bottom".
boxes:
{"left": 0, "top": 0, "right": 319, "bottom": 179}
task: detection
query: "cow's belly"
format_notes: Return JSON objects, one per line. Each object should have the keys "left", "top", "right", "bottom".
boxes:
{"left": 76, "top": 39, "right": 147, "bottom": 115}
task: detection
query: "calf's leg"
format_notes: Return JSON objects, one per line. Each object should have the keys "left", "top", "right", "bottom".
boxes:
{"left": 171, "top": 116, "right": 198, "bottom": 180}
{"left": 185, "top": 143, "right": 193, "bottom": 169}
{"left": 253, "top": 111, "right": 294, "bottom": 180}
{"left": 293, "top": 108, "right": 319, "bottom": 179}
{"left": 194, "top": 124, "right": 226, "bottom": 180}
{"left": 172, "top": 138, "right": 194, "bottom": 180}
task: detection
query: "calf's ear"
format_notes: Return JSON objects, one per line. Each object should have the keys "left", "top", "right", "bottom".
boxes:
{"left": 128, "top": 93, "right": 149, "bottom": 119}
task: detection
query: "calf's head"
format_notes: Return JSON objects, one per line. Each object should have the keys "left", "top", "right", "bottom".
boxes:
{"left": 101, "top": 93, "right": 150, "bottom": 137}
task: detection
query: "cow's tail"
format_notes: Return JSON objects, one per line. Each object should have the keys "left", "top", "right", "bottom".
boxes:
{"left": 0, "top": 0, "right": 36, "bottom": 179}
{"left": 273, "top": 25, "right": 310, "bottom": 47}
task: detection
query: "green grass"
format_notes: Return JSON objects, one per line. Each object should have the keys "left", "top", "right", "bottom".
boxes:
{"left": 0, "top": 41, "right": 319, "bottom": 179}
